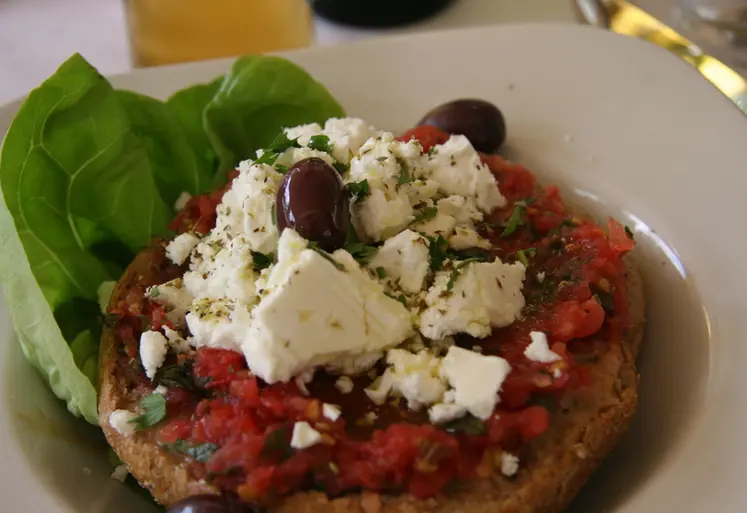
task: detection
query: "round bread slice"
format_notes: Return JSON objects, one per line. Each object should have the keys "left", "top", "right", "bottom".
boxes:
{"left": 99, "top": 237, "right": 644, "bottom": 513}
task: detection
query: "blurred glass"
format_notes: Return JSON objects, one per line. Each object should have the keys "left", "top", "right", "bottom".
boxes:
{"left": 124, "top": 0, "right": 313, "bottom": 68}
{"left": 676, "top": 0, "right": 747, "bottom": 71}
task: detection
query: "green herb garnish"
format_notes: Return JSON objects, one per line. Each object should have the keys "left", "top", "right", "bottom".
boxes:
{"left": 262, "top": 425, "right": 293, "bottom": 462}
{"left": 129, "top": 393, "right": 167, "bottom": 430}
{"left": 255, "top": 150, "right": 280, "bottom": 166}
{"left": 426, "top": 234, "right": 450, "bottom": 271}
{"left": 385, "top": 292, "right": 407, "bottom": 306}
{"left": 333, "top": 161, "right": 349, "bottom": 175}
{"left": 169, "top": 440, "right": 219, "bottom": 462}
{"left": 250, "top": 251, "right": 275, "bottom": 271}
{"left": 345, "top": 242, "right": 378, "bottom": 265}
{"left": 500, "top": 201, "right": 526, "bottom": 238}
{"left": 146, "top": 286, "right": 160, "bottom": 300}
{"left": 308, "top": 134, "right": 333, "bottom": 153}
{"left": 375, "top": 267, "right": 387, "bottom": 279}
{"left": 275, "top": 164, "right": 289, "bottom": 174}
{"left": 427, "top": 146, "right": 438, "bottom": 156}
{"left": 267, "top": 131, "right": 301, "bottom": 153}
{"left": 397, "top": 160, "right": 412, "bottom": 185}
{"left": 445, "top": 258, "right": 482, "bottom": 291}
{"left": 412, "top": 206, "right": 438, "bottom": 225}
{"left": 155, "top": 360, "right": 199, "bottom": 392}
{"left": 346, "top": 179, "right": 370, "bottom": 202}
{"left": 515, "top": 247, "right": 537, "bottom": 267}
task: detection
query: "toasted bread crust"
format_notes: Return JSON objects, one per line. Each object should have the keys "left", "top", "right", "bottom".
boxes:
{"left": 100, "top": 242, "right": 644, "bottom": 513}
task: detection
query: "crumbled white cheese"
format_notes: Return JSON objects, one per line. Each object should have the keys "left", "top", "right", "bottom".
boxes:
{"left": 162, "top": 326, "right": 191, "bottom": 354}
{"left": 323, "top": 117, "right": 380, "bottom": 163}
{"left": 284, "top": 122, "right": 323, "bottom": 146}
{"left": 110, "top": 464, "right": 129, "bottom": 483}
{"left": 165, "top": 232, "right": 200, "bottom": 266}
{"left": 354, "top": 187, "right": 413, "bottom": 241}
{"left": 420, "top": 259, "right": 526, "bottom": 340}
{"left": 326, "top": 351, "right": 383, "bottom": 375}
{"left": 536, "top": 271, "right": 546, "bottom": 283}
{"left": 365, "top": 349, "right": 446, "bottom": 410}
{"left": 322, "top": 403, "right": 342, "bottom": 421}
{"left": 335, "top": 376, "right": 354, "bottom": 394}
{"left": 139, "top": 330, "right": 169, "bottom": 380}
{"left": 449, "top": 226, "right": 490, "bottom": 250}
{"left": 240, "top": 230, "right": 412, "bottom": 383}
{"left": 146, "top": 278, "right": 193, "bottom": 327}
{"left": 108, "top": 410, "right": 137, "bottom": 436}
{"left": 174, "top": 191, "right": 192, "bottom": 211}
{"left": 427, "top": 135, "right": 506, "bottom": 213}
{"left": 368, "top": 229, "right": 430, "bottom": 294}
{"left": 184, "top": 235, "right": 260, "bottom": 304}
{"left": 428, "top": 402, "right": 467, "bottom": 424}
{"left": 440, "top": 346, "right": 511, "bottom": 420}
{"left": 290, "top": 421, "right": 323, "bottom": 450}
{"left": 524, "top": 331, "right": 562, "bottom": 363}
{"left": 185, "top": 298, "right": 251, "bottom": 352}
{"left": 500, "top": 452, "right": 520, "bottom": 477}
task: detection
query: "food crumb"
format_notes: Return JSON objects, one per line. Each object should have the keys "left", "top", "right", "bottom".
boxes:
{"left": 500, "top": 452, "right": 520, "bottom": 477}
{"left": 111, "top": 464, "right": 129, "bottom": 483}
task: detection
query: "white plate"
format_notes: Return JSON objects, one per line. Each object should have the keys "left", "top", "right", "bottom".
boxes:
{"left": 1, "top": 23, "right": 746, "bottom": 513}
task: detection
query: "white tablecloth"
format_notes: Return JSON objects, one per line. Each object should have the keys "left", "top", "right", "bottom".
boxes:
{"left": 0, "top": 0, "right": 579, "bottom": 105}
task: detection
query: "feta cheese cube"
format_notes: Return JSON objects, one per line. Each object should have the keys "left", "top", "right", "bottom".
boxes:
{"left": 524, "top": 331, "right": 562, "bottom": 363}
{"left": 428, "top": 135, "right": 506, "bottom": 213}
{"left": 440, "top": 346, "right": 511, "bottom": 420}
{"left": 323, "top": 117, "right": 380, "bottom": 163}
{"left": 449, "top": 226, "right": 490, "bottom": 250}
{"left": 139, "top": 330, "right": 168, "bottom": 380}
{"left": 290, "top": 421, "right": 322, "bottom": 450}
{"left": 240, "top": 230, "right": 412, "bottom": 383}
{"left": 322, "top": 403, "right": 342, "bottom": 421}
{"left": 414, "top": 210, "right": 457, "bottom": 237}
{"left": 326, "top": 351, "right": 383, "bottom": 375}
{"left": 108, "top": 410, "right": 137, "bottom": 436}
{"left": 186, "top": 298, "right": 251, "bottom": 352}
{"left": 162, "top": 326, "right": 191, "bottom": 354}
{"left": 354, "top": 187, "right": 413, "bottom": 241}
{"left": 437, "top": 196, "right": 484, "bottom": 224}
{"left": 419, "top": 259, "right": 526, "bottom": 340}
{"left": 165, "top": 232, "right": 200, "bottom": 266}
{"left": 183, "top": 235, "right": 259, "bottom": 304}
{"left": 368, "top": 229, "right": 430, "bottom": 294}
{"left": 284, "top": 122, "right": 323, "bottom": 146}
{"left": 500, "top": 452, "right": 520, "bottom": 477}
{"left": 365, "top": 349, "right": 446, "bottom": 410}
{"left": 335, "top": 376, "right": 354, "bottom": 394}
{"left": 428, "top": 403, "right": 467, "bottom": 424}
{"left": 146, "top": 278, "right": 193, "bottom": 327}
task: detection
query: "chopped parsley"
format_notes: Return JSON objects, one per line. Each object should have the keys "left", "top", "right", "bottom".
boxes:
{"left": 250, "top": 251, "right": 275, "bottom": 271}
{"left": 346, "top": 179, "right": 370, "bottom": 202}
{"left": 146, "top": 286, "right": 160, "bottom": 300}
{"left": 333, "top": 161, "right": 349, "bottom": 175}
{"left": 168, "top": 440, "right": 218, "bottom": 463}
{"left": 426, "top": 234, "right": 450, "bottom": 271}
{"left": 412, "top": 206, "right": 438, "bottom": 225}
{"left": 267, "top": 131, "right": 301, "bottom": 153}
{"left": 129, "top": 394, "right": 167, "bottom": 430}
{"left": 427, "top": 146, "right": 438, "bottom": 156}
{"left": 385, "top": 292, "right": 407, "bottom": 306}
{"left": 375, "top": 267, "right": 387, "bottom": 279}
{"left": 397, "top": 160, "right": 412, "bottom": 185}
{"left": 500, "top": 201, "right": 527, "bottom": 238}
{"left": 515, "top": 247, "right": 537, "bottom": 267}
{"left": 308, "top": 134, "right": 333, "bottom": 153}
{"left": 255, "top": 150, "right": 280, "bottom": 166}
{"left": 275, "top": 164, "right": 289, "bottom": 174}
{"left": 345, "top": 242, "right": 378, "bottom": 265}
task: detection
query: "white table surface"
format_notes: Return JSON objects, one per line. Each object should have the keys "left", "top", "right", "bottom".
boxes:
{"left": 0, "top": 0, "right": 674, "bottom": 105}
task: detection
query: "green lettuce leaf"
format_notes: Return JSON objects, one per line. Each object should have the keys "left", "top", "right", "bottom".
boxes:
{"left": 204, "top": 55, "right": 345, "bottom": 178}
{"left": 118, "top": 90, "right": 215, "bottom": 204}
{"left": 165, "top": 78, "right": 222, "bottom": 183}
{"left": 0, "top": 53, "right": 172, "bottom": 423}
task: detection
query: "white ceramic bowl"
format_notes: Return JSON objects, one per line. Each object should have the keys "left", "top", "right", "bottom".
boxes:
{"left": 2, "top": 23, "right": 746, "bottom": 513}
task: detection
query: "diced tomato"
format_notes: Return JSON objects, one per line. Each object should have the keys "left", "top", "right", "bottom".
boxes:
{"left": 550, "top": 298, "right": 606, "bottom": 343}
{"left": 517, "top": 405, "right": 550, "bottom": 441}
{"left": 608, "top": 218, "right": 635, "bottom": 254}
{"left": 193, "top": 348, "right": 247, "bottom": 389}
{"left": 396, "top": 125, "right": 450, "bottom": 152}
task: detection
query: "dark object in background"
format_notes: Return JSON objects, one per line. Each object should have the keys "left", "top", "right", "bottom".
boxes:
{"left": 310, "top": 0, "right": 457, "bottom": 27}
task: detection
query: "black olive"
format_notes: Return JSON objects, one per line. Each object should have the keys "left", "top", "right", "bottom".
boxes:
{"left": 275, "top": 157, "right": 349, "bottom": 251}
{"left": 418, "top": 99, "right": 506, "bottom": 153}
{"left": 166, "top": 494, "right": 262, "bottom": 513}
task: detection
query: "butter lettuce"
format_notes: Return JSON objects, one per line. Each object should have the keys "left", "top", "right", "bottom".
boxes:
{"left": 0, "top": 52, "right": 345, "bottom": 424}
{"left": 205, "top": 55, "right": 346, "bottom": 178}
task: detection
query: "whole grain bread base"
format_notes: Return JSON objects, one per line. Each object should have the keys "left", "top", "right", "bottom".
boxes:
{"left": 100, "top": 231, "right": 644, "bottom": 513}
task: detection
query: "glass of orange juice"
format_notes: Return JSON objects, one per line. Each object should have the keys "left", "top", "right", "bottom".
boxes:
{"left": 123, "top": 0, "right": 313, "bottom": 67}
